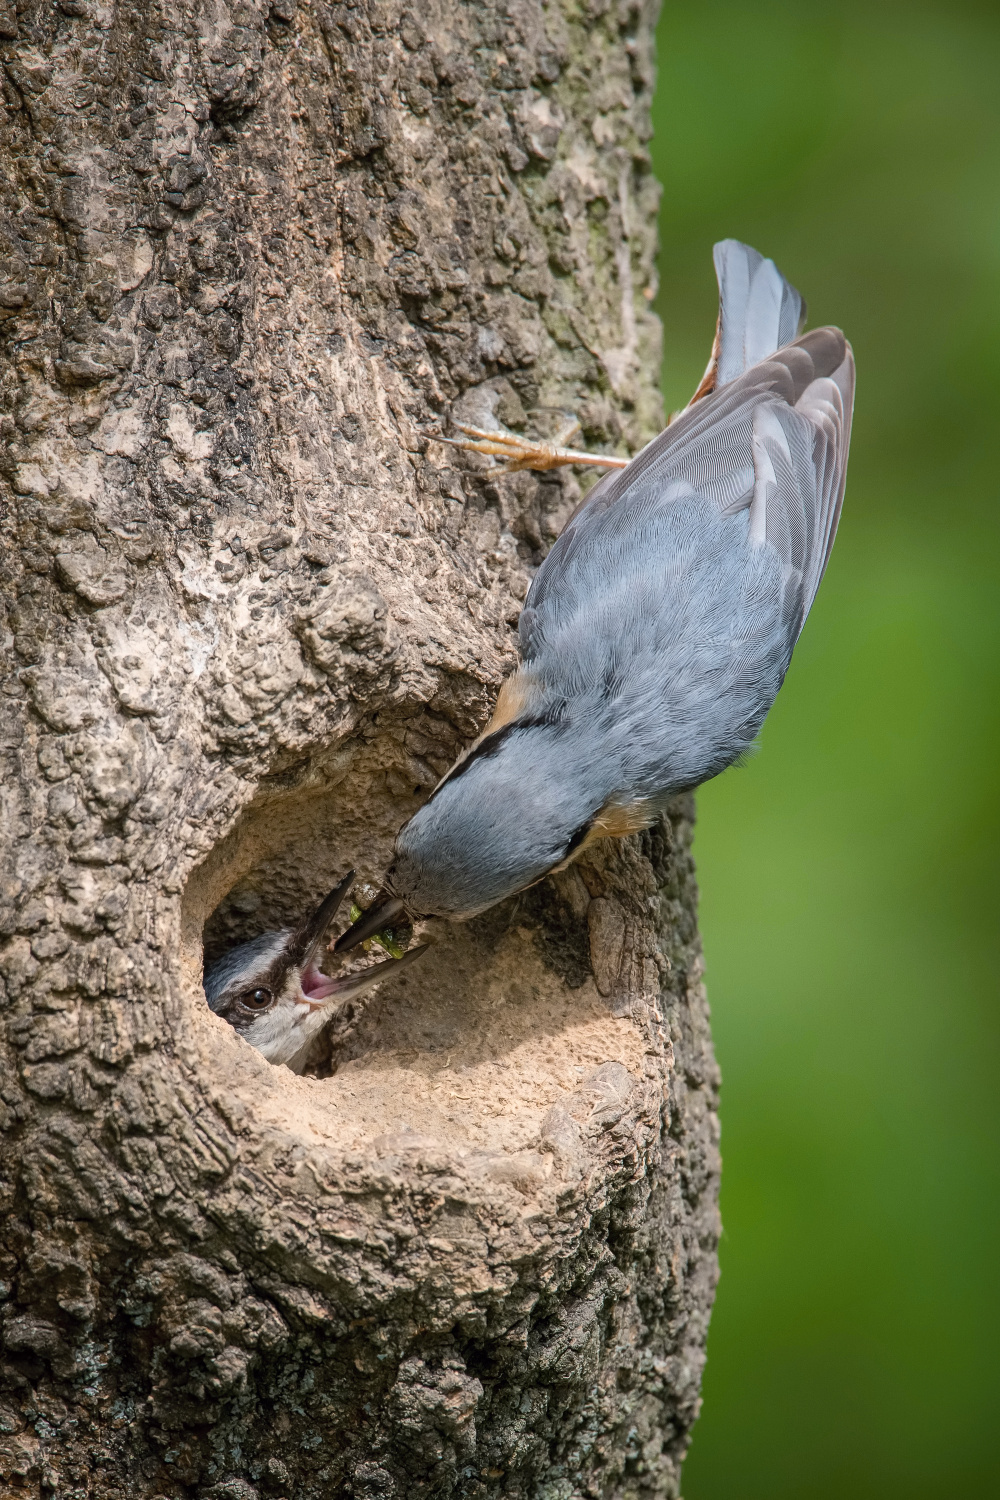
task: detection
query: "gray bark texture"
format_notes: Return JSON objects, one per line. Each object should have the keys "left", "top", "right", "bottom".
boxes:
{"left": 0, "top": 0, "right": 721, "bottom": 1495}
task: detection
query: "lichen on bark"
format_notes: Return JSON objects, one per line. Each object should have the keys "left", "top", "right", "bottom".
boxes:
{"left": 0, "top": 0, "right": 720, "bottom": 1495}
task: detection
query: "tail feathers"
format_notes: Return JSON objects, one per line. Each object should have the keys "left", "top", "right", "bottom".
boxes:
{"left": 713, "top": 239, "right": 805, "bottom": 385}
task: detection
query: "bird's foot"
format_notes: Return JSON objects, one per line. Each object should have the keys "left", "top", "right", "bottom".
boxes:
{"left": 438, "top": 423, "right": 630, "bottom": 474}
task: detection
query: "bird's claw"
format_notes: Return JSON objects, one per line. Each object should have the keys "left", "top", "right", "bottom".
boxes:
{"left": 437, "top": 423, "right": 629, "bottom": 474}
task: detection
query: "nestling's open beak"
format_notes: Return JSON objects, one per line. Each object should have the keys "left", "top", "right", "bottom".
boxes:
{"left": 299, "top": 943, "right": 428, "bottom": 1009}
{"left": 288, "top": 874, "right": 426, "bottom": 1008}
{"left": 333, "top": 888, "right": 407, "bottom": 953}
{"left": 291, "top": 870, "right": 357, "bottom": 971}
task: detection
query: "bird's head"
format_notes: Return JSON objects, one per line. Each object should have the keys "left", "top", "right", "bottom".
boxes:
{"left": 203, "top": 872, "right": 425, "bottom": 1068}
{"left": 334, "top": 716, "right": 652, "bottom": 952}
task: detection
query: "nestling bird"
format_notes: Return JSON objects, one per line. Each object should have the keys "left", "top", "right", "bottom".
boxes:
{"left": 334, "top": 239, "right": 855, "bottom": 948}
{"left": 203, "top": 872, "right": 425, "bottom": 1070}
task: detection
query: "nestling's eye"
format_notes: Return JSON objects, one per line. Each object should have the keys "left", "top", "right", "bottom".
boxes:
{"left": 237, "top": 987, "right": 274, "bottom": 1011}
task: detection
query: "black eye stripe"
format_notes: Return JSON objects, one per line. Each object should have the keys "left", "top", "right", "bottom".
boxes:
{"left": 564, "top": 820, "right": 593, "bottom": 858}
{"left": 429, "top": 713, "right": 560, "bottom": 800}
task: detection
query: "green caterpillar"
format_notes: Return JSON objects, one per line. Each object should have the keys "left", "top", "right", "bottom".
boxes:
{"left": 348, "top": 902, "right": 408, "bottom": 960}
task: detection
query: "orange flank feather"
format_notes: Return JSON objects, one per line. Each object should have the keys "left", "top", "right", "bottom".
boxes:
{"left": 588, "top": 796, "right": 658, "bottom": 841}
{"left": 484, "top": 671, "right": 537, "bottom": 735}
{"left": 687, "top": 315, "right": 722, "bottom": 408}
{"left": 549, "top": 794, "right": 657, "bottom": 875}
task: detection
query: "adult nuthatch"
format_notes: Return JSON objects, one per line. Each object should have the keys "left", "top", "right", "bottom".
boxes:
{"left": 335, "top": 239, "right": 855, "bottom": 948}
{"left": 203, "top": 872, "right": 425, "bottom": 1070}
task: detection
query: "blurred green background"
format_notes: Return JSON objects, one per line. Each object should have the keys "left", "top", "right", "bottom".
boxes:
{"left": 648, "top": 2, "right": 1000, "bottom": 1495}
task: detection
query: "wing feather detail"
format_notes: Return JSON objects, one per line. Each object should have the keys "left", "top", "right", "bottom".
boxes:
{"left": 524, "top": 326, "right": 855, "bottom": 651}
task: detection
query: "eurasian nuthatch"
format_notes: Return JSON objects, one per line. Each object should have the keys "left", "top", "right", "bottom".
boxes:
{"left": 336, "top": 240, "right": 855, "bottom": 949}
{"left": 203, "top": 872, "right": 425, "bottom": 1069}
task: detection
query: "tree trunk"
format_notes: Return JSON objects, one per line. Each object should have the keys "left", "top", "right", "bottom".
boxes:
{"left": 0, "top": 0, "right": 720, "bottom": 1495}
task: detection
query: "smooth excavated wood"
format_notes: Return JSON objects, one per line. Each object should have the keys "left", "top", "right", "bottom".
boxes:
{"left": 0, "top": 1, "right": 720, "bottom": 1495}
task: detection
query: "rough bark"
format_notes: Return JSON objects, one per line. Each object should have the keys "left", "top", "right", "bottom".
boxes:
{"left": 0, "top": 0, "right": 720, "bottom": 1495}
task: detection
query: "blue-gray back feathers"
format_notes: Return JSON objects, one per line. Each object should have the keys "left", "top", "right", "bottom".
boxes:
{"left": 389, "top": 241, "right": 855, "bottom": 920}
{"left": 524, "top": 326, "right": 853, "bottom": 659}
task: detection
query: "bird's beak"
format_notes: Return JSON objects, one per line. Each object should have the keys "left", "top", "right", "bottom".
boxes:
{"left": 291, "top": 870, "right": 356, "bottom": 972}
{"left": 300, "top": 943, "right": 428, "bottom": 1009}
{"left": 333, "top": 887, "right": 407, "bottom": 953}
{"left": 291, "top": 874, "right": 427, "bottom": 1011}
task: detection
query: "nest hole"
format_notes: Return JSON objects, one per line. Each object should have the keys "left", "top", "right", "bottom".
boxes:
{"left": 181, "top": 735, "right": 614, "bottom": 1099}
{"left": 182, "top": 738, "right": 429, "bottom": 1075}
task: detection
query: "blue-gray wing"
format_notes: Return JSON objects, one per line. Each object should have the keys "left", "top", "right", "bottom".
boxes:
{"left": 713, "top": 238, "right": 806, "bottom": 383}
{"left": 521, "top": 327, "right": 855, "bottom": 657}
